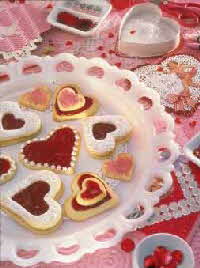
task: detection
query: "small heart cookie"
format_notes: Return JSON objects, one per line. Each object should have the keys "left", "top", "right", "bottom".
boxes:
{"left": 18, "top": 85, "right": 52, "bottom": 111}
{"left": 102, "top": 153, "right": 135, "bottom": 181}
{"left": 0, "top": 102, "right": 41, "bottom": 147}
{"left": 64, "top": 173, "right": 119, "bottom": 221}
{"left": 19, "top": 125, "right": 80, "bottom": 174}
{"left": 82, "top": 115, "right": 132, "bottom": 158}
{"left": 0, "top": 154, "right": 16, "bottom": 184}
{"left": 0, "top": 171, "right": 63, "bottom": 234}
{"left": 53, "top": 84, "right": 99, "bottom": 121}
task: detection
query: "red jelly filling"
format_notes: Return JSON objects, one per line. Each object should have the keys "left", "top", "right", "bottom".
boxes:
{"left": 57, "top": 12, "right": 96, "bottom": 32}
{"left": 12, "top": 181, "right": 50, "bottom": 216}
{"left": 92, "top": 123, "right": 116, "bottom": 140}
{"left": 2, "top": 113, "right": 25, "bottom": 130}
{"left": 23, "top": 127, "right": 75, "bottom": 167}
{"left": 55, "top": 87, "right": 93, "bottom": 116}
{"left": 72, "top": 174, "right": 111, "bottom": 211}
{"left": 81, "top": 180, "right": 102, "bottom": 199}
{"left": 0, "top": 158, "right": 10, "bottom": 175}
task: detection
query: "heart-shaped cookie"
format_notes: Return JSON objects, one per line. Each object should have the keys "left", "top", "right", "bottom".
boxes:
{"left": 118, "top": 3, "right": 180, "bottom": 57}
{"left": 0, "top": 171, "right": 63, "bottom": 234}
{"left": 102, "top": 153, "right": 135, "bottom": 181}
{"left": 64, "top": 173, "right": 119, "bottom": 221}
{"left": 0, "top": 154, "right": 16, "bottom": 184}
{"left": 53, "top": 84, "right": 99, "bottom": 121}
{"left": 19, "top": 125, "right": 80, "bottom": 174}
{"left": 83, "top": 115, "right": 132, "bottom": 158}
{"left": 0, "top": 102, "right": 41, "bottom": 147}
{"left": 18, "top": 85, "right": 52, "bottom": 111}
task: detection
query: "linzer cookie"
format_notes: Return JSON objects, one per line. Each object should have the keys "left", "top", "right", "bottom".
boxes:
{"left": 64, "top": 173, "right": 119, "bottom": 221}
{"left": 19, "top": 125, "right": 80, "bottom": 174}
{"left": 18, "top": 85, "right": 52, "bottom": 111}
{"left": 102, "top": 153, "right": 135, "bottom": 181}
{"left": 0, "top": 154, "right": 16, "bottom": 184}
{"left": 82, "top": 115, "right": 132, "bottom": 158}
{"left": 0, "top": 171, "right": 63, "bottom": 234}
{"left": 53, "top": 84, "right": 99, "bottom": 121}
{"left": 0, "top": 101, "right": 41, "bottom": 147}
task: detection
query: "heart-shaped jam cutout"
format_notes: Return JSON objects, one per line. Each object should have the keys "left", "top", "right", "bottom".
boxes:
{"left": 76, "top": 178, "right": 107, "bottom": 206}
{"left": 57, "top": 87, "right": 85, "bottom": 112}
{"left": 20, "top": 126, "right": 80, "bottom": 174}
{"left": 0, "top": 158, "right": 10, "bottom": 175}
{"left": 2, "top": 113, "right": 25, "bottom": 130}
{"left": 92, "top": 123, "right": 116, "bottom": 140}
{"left": 19, "top": 86, "right": 51, "bottom": 111}
{"left": 12, "top": 181, "right": 50, "bottom": 216}
{"left": 103, "top": 153, "right": 134, "bottom": 181}
{"left": 53, "top": 84, "right": 99, "bottom": 121}
{"left": 64, "top": 173, "right": 119, "bottom": 221}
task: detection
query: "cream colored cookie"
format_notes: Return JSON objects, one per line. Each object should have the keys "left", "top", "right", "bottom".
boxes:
{"left": 0, "top": 171, "right": 64, "bottom": 234}
{"left": 102, "top": 153, "right": 135, "bottom": 181}
{"left": 0, "top": 101, "right": 41, "bottom": 147}
{"left": 53, "top": 84, "right": 99, "bottom": 121}
{"left": 64, "top": 172, "right": 119, "bottom": 221}
{"left": 18, "top": 85, "right": 52, "bottom": 111}
{"left": 82, "top": 115, "right": 133, "bottom": 158}
{"left": 0, "top": 154, "right": 16, "bottom": 184}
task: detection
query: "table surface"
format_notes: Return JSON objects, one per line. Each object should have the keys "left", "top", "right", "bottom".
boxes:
{"left": 0, "top": 1, "right": 200, "bottom": 267}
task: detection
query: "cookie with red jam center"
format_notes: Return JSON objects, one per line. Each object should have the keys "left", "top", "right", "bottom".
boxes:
{"left": 0, "top": 154, "right": 16, "bottom": 184}
{"left": 19, "top": 125, "right": 80, "bottom": 175}
{"left": 0, "top": 171, "right": 63, "bottom": 234}
{"left": 53, "top": 84, "right": 99, "bottom": 121}
{"left": 64, "top": 172, "right": 119, "bottom": 221}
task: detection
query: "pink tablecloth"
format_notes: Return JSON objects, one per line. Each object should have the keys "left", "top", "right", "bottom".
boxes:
{"left": 1, "top": 1, "right": 200, "bottom": 267}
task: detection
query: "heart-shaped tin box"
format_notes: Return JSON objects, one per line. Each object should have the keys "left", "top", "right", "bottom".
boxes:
{"left": 118, "top": 3, "right": 180, "bottom": 57}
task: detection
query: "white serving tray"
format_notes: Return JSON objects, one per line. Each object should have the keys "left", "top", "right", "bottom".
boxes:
{"left": 0, "top": 53, "right": 179, "bottom": 266}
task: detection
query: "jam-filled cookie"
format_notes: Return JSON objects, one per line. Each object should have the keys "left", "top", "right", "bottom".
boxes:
{"left": 0, "top": 154, "right": 16, "bottom": 184}
{"left": 18, "top": 85, "right": 52, "bottom": 111}
{"left": 64, "top": 172, "right": 119, "bottom": 221}
{"left": 102, "top": 153, "right": 135, "bottom": 181}
{"left": 19, "top": 125, "right": 80, "bottom": 175}
{"left": 0, "top": 171, "right": 64, "bottom": 234}
{"left": 0, "top": 101, "right": 41, "bottom": 147}
{"left": 53, "top": 84, "right": 99, "bottom": 121}
{"left": 82, "top": 115, "right": 132, "bottom": 158}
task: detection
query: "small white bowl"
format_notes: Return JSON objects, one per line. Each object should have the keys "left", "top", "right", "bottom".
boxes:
{"left": 184, "top": 131, "right": 200, "bottom": 168}
{"left": 133, "top": 233, "right": 195, "bottom": 268}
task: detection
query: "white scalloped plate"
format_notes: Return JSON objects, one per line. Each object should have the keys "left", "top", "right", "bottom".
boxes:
{"left": 0, "top": 54, "right": 179, "bottom": 266}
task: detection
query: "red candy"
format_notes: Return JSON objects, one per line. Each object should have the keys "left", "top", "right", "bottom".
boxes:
{"left": 121, "top": 238, "right": 135, "bottom": 252}
{"left": 144, "top": 246, "right": 184, "bottom": 268}
{"left": 171, "top": 250, "right": 183, "bottom": 264}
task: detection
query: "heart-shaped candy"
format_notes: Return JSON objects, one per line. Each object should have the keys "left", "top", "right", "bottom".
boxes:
{"left": 19, "top": 125, "right": 80, "bottom": 174}
{"left": 18, "top": 86, "right": 52, "bottom": 111}
{"left": 83, "top": 115, "right": 132, "bottom": 158}
{"left": 0, "top": 102, "right": 41, "bottom": 147}
{"left": 0, "top": 171, "right": 63, "bottom": 234}
{"left": 0, "top": 154, "right": 16, "bottom": 184}
{"left": 102, "top": 153, "right": 134, "bottom": 181}
{"left": 53, "top": 84, "right": 99, "bottom": 121}
{"left": 118, "top": 3, "right": 180, "bottom": 57}
{"left": 64, "top": 173, "right": 119, "bottom": 221}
